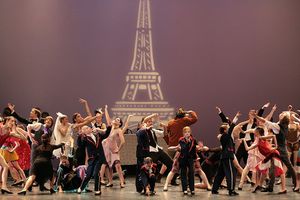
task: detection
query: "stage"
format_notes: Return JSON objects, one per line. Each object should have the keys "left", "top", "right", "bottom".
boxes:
{"left": 1, "top": 176, "right": 298, "bottom": 200}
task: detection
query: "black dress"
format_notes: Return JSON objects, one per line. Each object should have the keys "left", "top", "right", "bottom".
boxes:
{"left": 31, "top": 143, "right": 64, "bottom": 185}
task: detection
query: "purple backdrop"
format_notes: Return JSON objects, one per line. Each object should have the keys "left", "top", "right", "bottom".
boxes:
{"left": 1, "top": 0, "right": 300, "bottom": 146}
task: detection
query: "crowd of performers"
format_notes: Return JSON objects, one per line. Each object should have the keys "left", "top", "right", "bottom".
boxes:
{"left": 0, "top": 100, "right": 300, "bottom": 196}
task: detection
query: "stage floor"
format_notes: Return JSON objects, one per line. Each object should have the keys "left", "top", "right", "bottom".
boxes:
{"left": 1, "top": 176, "right": 299, "bottom": 200}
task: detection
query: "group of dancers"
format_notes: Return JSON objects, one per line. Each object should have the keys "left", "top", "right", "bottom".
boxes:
{"left": 0, "top": 100, "right": 299, "bottom": 196}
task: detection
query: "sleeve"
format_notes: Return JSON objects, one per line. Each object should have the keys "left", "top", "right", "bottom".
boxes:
{"left": 27, "top": 123, "right": 42, "bottom": 131}
{"left": 182, "top": 111, "right": 198, "bottom": 126}
{"left": 219, "top": 112, "right": 228, "bottom": 123}
{"left": 264, "top": 121, "right": 280, "bottom": 134}
{"left": 11, "top": 112, "right": 30, "bottom": 125}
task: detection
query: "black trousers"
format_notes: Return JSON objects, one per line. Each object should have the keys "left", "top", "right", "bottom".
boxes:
{"left": 80, "top": 158, "right": 102, "bottom": 191}
{"left": 212, "top": 158, "right": 237, "bottom": 192}
{"left": 268, "top": 149, "right": 297, "bottom": 189}
{"left": 149, "top": 149, "right": 173, "bottom": 170}
{"left": 140, "top": 171, "right": 156, "bottom": 192}
{"left": 180, "top": 158, "right": 195, "bottom": 192}
{"left": 136, "top": 156, "right": 146, "bottom": 192}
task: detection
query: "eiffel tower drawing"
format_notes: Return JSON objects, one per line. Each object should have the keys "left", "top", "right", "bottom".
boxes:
{"left": 112, "top": 0, "right": 174, "bottom": 129}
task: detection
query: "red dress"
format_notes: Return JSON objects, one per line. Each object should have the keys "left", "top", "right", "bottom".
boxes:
{"left": 256, "top": 139, "right": 283, "bottom": 177}
{"left": 15, "top": 138, "right": 31, "bottom": 170}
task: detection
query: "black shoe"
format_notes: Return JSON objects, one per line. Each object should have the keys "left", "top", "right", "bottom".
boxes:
{"left": 150, "top": 191, "right": 156, "bottom": 196}
{"left": 106, "top": 183, "right": 113, "bottom": 187}
{"left": 238, "top": 187, "right": 242, "bottom": 191}
{"left": 261, "top": 187, "right": 273, "bottom": 192}
{"left": 277, "top": 190, "right": 287, "bottom": 195}
{"left": 11, "top": 180, "right": 24, "bottom": 187}
{"left": 171, "top": 181, "right": 179, "bottom": 186}
{"left": 50, "top": 188, "right": 56, "bottom": 194}
{"left": 28, "top": 185, "right": 33, "bottom": 192}
{"left": 191, "top": 191, "right": 195, "bottom": 195}
{"left": 211, "top": 190, "right": 219, "bottom": 194}
{"left": 1, "top": 189, "right": 13, "bottom": 194}
{"left": 252, "top": 186, "right": 261, "bottom": 193}
{"left": 229, "top": 190, "right": 239, "bottom": 196}
{"left": 183, "top": 191, "right": 188, "bottom": 195}
{"left": 17, "top": 190, "right": 26, "bottom": 195}
{"left": 293, "top": 187, "right": 299, "bottom": 192}
{"left": 40, "top": 185, "right": 50, "bottom": 191}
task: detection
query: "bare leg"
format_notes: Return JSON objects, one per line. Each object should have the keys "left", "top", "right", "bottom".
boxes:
{"left": 159, "top": 164, "right": 167, "bottom": 175}
{"left": 233, "top": 156, "right": 251, "bottom": 182}
{"left": 22, "top": 175, "right": 36, "bottom": 191}
{"left": 238, "top": 165, "right": 250, "bottom": 188}
{"left": 280, "top": 173, "right": 286, "bottom": 192}
{"left": 11, "top": 161, "right": 26, "bottom": 181}
{"left": 115, "top": 163, "right": 125, "bottom": 187}
{"left": 0, "top": 155, "right": 10, "bottom": 191}
{"left": 163, "top": 171, "right": 174, "bottom": 191}
{"left": 198, "top": 169, "right": 211, "bottom": 190}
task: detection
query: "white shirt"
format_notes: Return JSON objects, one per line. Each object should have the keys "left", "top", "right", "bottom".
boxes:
{"left": 149, "top": 129, "right": 164, "bottom": 153}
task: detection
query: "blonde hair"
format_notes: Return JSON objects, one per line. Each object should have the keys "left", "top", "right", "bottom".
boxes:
{"left": 183, "top": 126, "right": 191, "bottom": 133}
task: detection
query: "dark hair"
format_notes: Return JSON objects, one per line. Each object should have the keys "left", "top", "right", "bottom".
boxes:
{"left": 255, "top": 127, "right": 265, "bottom": 136}
{"left": 41, "top": 111, "right": 50, "bottom": 118}
{"left": 175, "top": 108, "right": 185, "bottom": 119}
{"left": 2, "top": 107, "right": 12, "bottom": 117}
{"left": 118, "top": 118, "right": 123, "bottom": 128}
{"left": 72, "top": 113, "right": 80, "bottom": 123}
{"left": 219, "top": 123, "right": 228, "bottom": 134}
{"left": 279, "top": 115, "right": 290, "bottom": 127}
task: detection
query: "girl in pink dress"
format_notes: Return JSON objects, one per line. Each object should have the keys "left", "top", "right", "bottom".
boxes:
{"left": 101, "top": 105, "right": 133, "bottom": 188}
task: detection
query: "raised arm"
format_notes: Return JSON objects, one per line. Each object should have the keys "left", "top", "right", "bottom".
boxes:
{"left": 265, "top": 104, "right": 277, "bottom": 121}
{"left": 8, "top": 103, "right": 31, "bottom": 125}
{"left": 216, "top": 106, "right": 229, "bottom": 123}
{"left": 104, "top": 105, "right": 111, "bottom": 126}
{"left": 143, "top": 113, "right": 158, "bottom": 123}
{"left": 79, "top": 98, "right": 92, "bottom": 117}
{"left": 121, "top": 115, "right": 134, "bottom": 134}
{"left": 73, "top": 115, "right": 98, "bottom": 130}
{"left": 228, "top": 111, "right": 241, "bottom": 135}
{"left": 182, "top": 110, "right": 198, "bottom": 126}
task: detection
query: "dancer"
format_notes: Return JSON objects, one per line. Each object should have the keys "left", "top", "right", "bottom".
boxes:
{"left": 169, "top": 126, "right": 197, "bottom": 195}
{"left": 0, "top": 116, "right": 27, "bottom": 194}
{"left": 18, "top": 134, "right": 65, "bottom": 195}
{"left": 77, "top": 123, "right": 107, "bottom": 195}
{"left": 102, "top": 105, "right": 133, "bottom": 188}
{"left": 254, "top": 112, "right": 299, "bottom": 192}
{"left": 211, "top": 111, "right": 241, "bottom": 196}
{"left": 242, "top": 127, "right": 286, "bottom": 194}
{"left": 56, "top": 155, "right": 86, "bottom": 192}
{"left": 138, "top": 157, "right": 157, "bottom": 196}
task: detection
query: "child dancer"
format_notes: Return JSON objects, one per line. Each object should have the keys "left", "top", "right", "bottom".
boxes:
{"left": 139, "top": 157, "right": 157, "bottom": 196}
{"left": 169, "top": 126, "right": 197, "bottom": 195}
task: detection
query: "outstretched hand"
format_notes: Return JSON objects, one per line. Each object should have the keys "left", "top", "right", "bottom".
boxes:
{"left": 7, "top": 103, "right": 15, "bottom": 112}
{"left": 263, "top": 102, "right": 270, "bottom": 108}
{"left": 216, "top": 106, "right": 221, "bottom": 113}
{"left": 79, "top": 98, "right": 87, "bottom": 104}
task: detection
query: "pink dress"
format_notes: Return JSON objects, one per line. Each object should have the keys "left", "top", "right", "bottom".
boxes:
{"left": 102, "top": 128, "right": 122, "bottom": 167}
{"left": 246, "top": 138, "right": 265, "bottom": 172}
